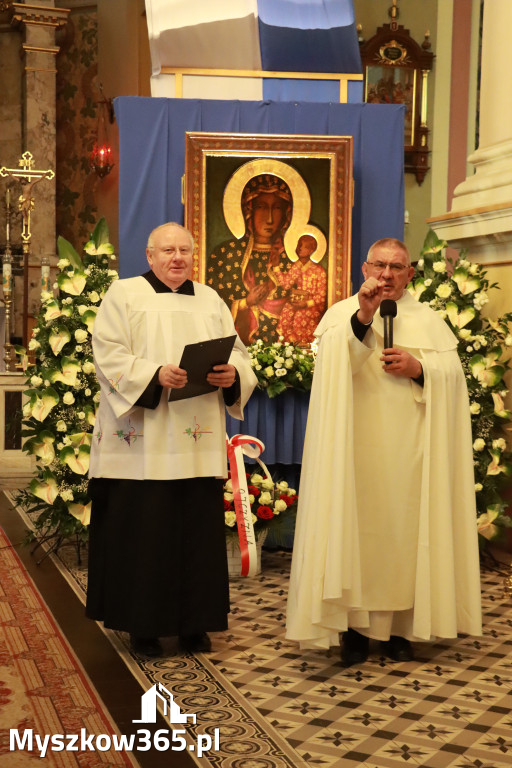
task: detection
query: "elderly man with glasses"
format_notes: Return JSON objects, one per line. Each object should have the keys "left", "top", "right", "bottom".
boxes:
{"left": 86, "top": 222, "right": 256, "bottom": 658}
{"left": 286, "top": 238, "right": 481, "bottom": 666}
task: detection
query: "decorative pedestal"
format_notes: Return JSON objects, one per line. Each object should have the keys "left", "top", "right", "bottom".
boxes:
{"left": 226, "top": 529, "right": 268, "bottom": 578}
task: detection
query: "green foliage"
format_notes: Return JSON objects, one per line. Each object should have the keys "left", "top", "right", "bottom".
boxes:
{"left": 410, "top": 229, "right": 512, "bottom": 543}
{"left": 15, "top": 219, "right": 118, "bottom": 544}
{"left": 247, "top": 338, "right": 315, "bottom": 397}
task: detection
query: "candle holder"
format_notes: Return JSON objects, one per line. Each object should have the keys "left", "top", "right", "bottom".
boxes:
{"left": 2, "top": 249, "right": 14, "bottom": 371}
{"left": 41, "top": 255, "right": 51, "bottom": 294}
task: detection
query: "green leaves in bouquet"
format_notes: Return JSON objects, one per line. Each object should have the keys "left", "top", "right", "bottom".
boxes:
{"left": 14, "top": 218, "right": 118, "bottom": 547}
{"left": 410, "top": 228, "right": 512, "bottom": 544}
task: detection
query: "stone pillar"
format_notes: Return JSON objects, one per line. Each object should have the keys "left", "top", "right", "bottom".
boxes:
{"left": 428, "top": 0, "right": 512, "bottom": 259}
{"left": 3, "top": 1, "right": 68, "bottom": 335}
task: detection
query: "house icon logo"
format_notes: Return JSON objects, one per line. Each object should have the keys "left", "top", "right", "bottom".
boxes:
{"left": 133, "top": 682, "right": 197, "bottom": 725}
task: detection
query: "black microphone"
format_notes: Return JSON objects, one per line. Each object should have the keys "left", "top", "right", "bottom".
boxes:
{"left": 380, "top": 299, "right": 397, "bottom": 354}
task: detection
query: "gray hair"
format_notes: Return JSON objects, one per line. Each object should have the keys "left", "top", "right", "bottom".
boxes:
{"left": 367, "top": 238, "right": 410, "bottom": 266}
{"left": 147, "top": 222, "right": 195, "bottom": 250}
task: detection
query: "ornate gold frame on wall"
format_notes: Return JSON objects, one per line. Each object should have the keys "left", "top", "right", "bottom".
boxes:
{"left": 184, "top": 132, "right": 353, "bottom": 318}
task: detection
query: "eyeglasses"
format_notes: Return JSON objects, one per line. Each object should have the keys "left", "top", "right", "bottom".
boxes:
{"left": 366, "top": 260, "right": 408, "bottom": 273}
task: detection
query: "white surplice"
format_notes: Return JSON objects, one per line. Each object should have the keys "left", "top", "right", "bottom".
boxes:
{"left": 286, "top": 291, "right": 482, "bottom": 649}
{"left": 89, "top": 276, "right": 256, "bottom": 480}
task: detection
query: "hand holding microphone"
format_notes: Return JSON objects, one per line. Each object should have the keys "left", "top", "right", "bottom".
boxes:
{"left": 379, "top": 300, "right": 422, "bottom": 378}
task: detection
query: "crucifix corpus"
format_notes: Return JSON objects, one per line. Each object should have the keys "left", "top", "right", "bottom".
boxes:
{"left": 0, "top": 150, "right": 55, "bottom": 348}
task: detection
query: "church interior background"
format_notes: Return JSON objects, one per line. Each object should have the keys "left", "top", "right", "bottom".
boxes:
{"left": 2, "top": 2, "right": 512, "bottom": 767}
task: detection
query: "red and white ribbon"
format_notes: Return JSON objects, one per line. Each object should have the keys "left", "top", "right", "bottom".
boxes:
{"left": 226, "top": 434, "right": 269, "bottom": 577}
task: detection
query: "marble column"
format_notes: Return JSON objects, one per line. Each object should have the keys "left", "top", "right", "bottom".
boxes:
{"left": 428, "top": 0, "right": 512, "bottom": 260}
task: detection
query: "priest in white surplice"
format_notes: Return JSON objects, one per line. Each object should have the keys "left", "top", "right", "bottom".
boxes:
{"left": 286, "top": 238, "right": 482, "bottom": 666}
{"left": 86, "top": 223, "right": 256, "bottom": 658}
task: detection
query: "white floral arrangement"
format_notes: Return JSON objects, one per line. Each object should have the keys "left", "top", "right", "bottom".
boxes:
{"left": 15, "top": 219, "right": 117, "bottom": 544}
{"left": 247, "top": 337, "right": 315, "bottom": 397}
{"left": 224, "top": 468, "right": 298, "bottom": 535}
{"left": 409, "top": 229, "right": 512, "bottom": 544}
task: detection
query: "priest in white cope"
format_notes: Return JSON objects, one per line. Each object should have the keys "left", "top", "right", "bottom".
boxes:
{"left": 86, "top": 222, "right": 257, "bottom": 658}
{"left": 286, "top": 238, "right": 482, "bottom": 666}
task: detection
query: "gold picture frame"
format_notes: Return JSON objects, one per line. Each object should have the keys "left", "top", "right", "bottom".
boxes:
{"left": 184, "top": 132, "right": 353, "bottom": 346}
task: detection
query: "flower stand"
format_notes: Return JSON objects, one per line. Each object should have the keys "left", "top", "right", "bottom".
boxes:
{"left": 226, "top": 529, "right": 268, "bottom": 578}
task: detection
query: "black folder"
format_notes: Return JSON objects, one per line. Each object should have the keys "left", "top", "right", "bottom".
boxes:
{"left": 168, "top": 334, "right": 237, "bottom": 402}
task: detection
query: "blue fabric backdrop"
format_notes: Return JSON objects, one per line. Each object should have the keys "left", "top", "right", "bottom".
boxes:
{"left": 115, "top": 98, "right": 405, "bottom": 288}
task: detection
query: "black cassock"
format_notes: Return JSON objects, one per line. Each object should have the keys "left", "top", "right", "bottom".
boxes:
{"left": 86, "top": 476, "right": 229, "bottom": 637}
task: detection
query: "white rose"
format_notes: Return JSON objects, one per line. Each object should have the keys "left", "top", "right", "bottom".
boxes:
{"left": 28, "top": 339, "right": 40, "bottom": 350}
{"left": 276, "top": 368, "right": 287, "bottom": 377}
{"left": 285, "top": 347, "right": 293, "bottom": 357}
{"left": 82, "top": 361, "right": 95, "bottom": 374}
{"left": 57, "top": 258, "right": 69, "bottom": 269}
{"left": 63, "top": 392, "right": 75, "bottom": 405}
{"left": 436, "top": 283, "right": 452, "bottom": 298}
{"left": 77, "top": 304, "right": 88, "bottom": 316}
{"left": 78, "top": 412, "right": 86, "bottom": 419}
{"left": 259, "top": 491, "right": 272, "bottom": 505}
{"left": 224, "top": 511, "right": 236, "bottom": 527}
{"left": 250, "top": 473, "right": 264, "bottom": 485}
{"left": 469, "top": 264, "right": 479, "bottom": 274}
{"left": 474, "top": 483, "right": 483, "bottom": 492}
{"left": 224, "top": 492, "right": 234, "bottom": 502}
{"left": 276, "top": 481, "right": 289, "bottom": 491}
{"left": 248, "top": 494, "right": 255, "bottom": 504}
{"left": 74, "top": 329, "right": 88, "bottom": 343}
{"left": 274, "top": 499, "right": 288, "bottom": 513}
{"left": 424, "top": 278, "right": 433, "bottom": 287}
{"left": 459, "top": 329, "right": 471, "bottom": 339}
{"left": 88, "top": 291, "right": 100, "bottom": 303}
{"left": 417, "top": 258, "right": 424, "bottom": 269}
{"left": 264, "top": 366, "right": 274, "bottom": 378}
{"left": 287, "top": 488, "right": 296, "bottom": 496}
{"left": 261, "top": 478, "right": 274, "bottom": 490}
{"left": 30, "top": 375, "right": 43, "bottom": 387}
{"left": 433, "top": 260, "right": 447, "bottom": 273}
{"left": 492, "top": 438, "right": 507, "bottom": 451}
{"left": 256, "top": 364, "right": 262, "bottom": 370}
{"left": 93, "top": 392, "right": 101, "bottom": 403}
{"left": 56, "top": 420, "right": 67, "bottom": 432}
{"left": 84, "top": 388, "right": 92, "bottom": 397}
{"left": 469, "top": 402, "right": 481, "bottom": 415}
{"left": 285, "top": 359, "right": 294, "bottom": 369}
{"left": 60, "top": 489, "right": 74, "bottom": 502}
{"left": 224, "top": 479, "right": 233, "bottom": 492}
{"left": 473, "top": 438, "right": 485, "bottom": 452}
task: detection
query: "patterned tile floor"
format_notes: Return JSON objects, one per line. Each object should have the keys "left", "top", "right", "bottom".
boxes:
{"left": 49, "top": 540, "right": 512, "bottom": 768}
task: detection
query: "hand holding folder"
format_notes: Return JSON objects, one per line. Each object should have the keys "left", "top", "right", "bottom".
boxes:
{"left": 168, "top": 335, "right": 237, "bottom": 402}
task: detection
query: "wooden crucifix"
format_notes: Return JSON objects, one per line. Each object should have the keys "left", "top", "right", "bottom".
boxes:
{"left": 0, "top": 151, "right": 55, "bottom": 346}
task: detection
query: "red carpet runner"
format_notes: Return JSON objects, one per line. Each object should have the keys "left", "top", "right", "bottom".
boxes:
{"left": 0, "top": 525, "right": 139, "bottom": 768}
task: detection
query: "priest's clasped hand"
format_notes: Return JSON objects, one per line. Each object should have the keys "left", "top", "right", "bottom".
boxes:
{"left": 381, "top": 348, "right": 422, "bottom": 379}
{"left": 158, "top": 363, "right": 188, "bottom": 388}
{"left": 206, "top": 363, "right": 237, "bottom": 388}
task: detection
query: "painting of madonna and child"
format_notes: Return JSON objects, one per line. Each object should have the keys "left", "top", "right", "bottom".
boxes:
{"left": 184, "top": 133, "right": 353, "bottom": 347}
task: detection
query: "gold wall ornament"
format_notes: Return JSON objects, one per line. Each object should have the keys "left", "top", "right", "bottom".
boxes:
{"left": 359, "top": 18, "right": 434, "bottom": 186}
{"left": 0, "top": 151, "right": 55, "bottom": 346}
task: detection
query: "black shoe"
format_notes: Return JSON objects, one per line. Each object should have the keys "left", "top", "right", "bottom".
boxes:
{"left": 130, "top": 635, "right": 163, "bottom": 658}
{"left": 340, "top": 629, "right": 369, "bottom": 668}
{"left": 381, "top": 635, "right": 414, "bottom": 662}
{"left": 179, "top": 632, "right": 212, "bottom": 653}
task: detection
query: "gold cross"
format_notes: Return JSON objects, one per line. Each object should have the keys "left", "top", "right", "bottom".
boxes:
{"left": 0, "top": 151, "right": 55, "bottom": 243}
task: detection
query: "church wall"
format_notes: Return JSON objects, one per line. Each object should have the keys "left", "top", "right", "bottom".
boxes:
{"left": 56, "top": 3, "right": 99, "bottom": 247}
